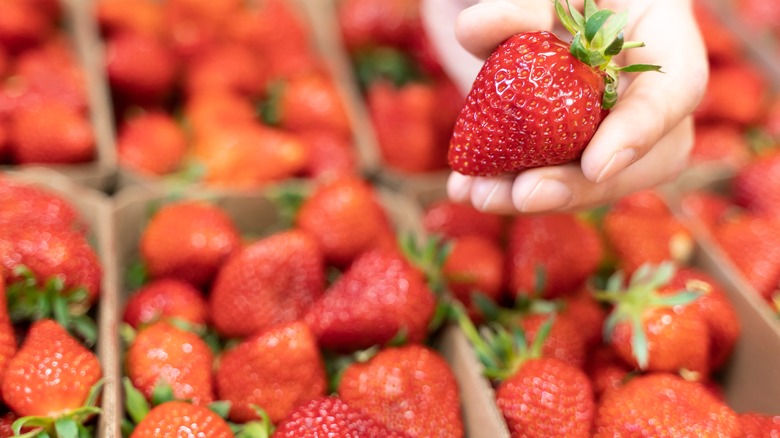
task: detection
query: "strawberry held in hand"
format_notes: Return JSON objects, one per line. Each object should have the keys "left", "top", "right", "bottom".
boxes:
{"left": 448, "top": 0, "right": 660, "bottom": 176}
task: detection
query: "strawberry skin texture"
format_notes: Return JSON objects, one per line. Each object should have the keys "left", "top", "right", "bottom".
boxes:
{"left": 519, "top": 313, "right": 588, "bottom": 370}
{"left": 216, "top": 321, "right": 327, "bottom": 423}
{"left": 496, "top": 357, "right": 594, "bottom": 438}
{"left": 449, "top": 31, "right": 606, "bottom": 176}
{"left": 715, "top": 215, "right": 780, "bottom": 300}
{"left": 9, "top": 100, "right": 95, "bottom": 164}
{"left": 443, "top": 235, "right": 505, "bottom": 322}
{"left": 126, "top": 321, "right": 215, "bottom": 406}
{"left": 732, "top": 149, "right": 780, "bottom": 217}
{"left": 739, "top": 412, "right": 780, "bottom": 437}
{"left": 0, "top": 177, "right": 84, "bottom": 231}
{"left": 338, "top": 345, "right": 463, "bottom": 438}
{"left": 422, "top": 200, "right": 504, "bottom": 243}
{"left": 273, "top": 396, "right": 407, "bottom": 438}
{"left": 209, "top": 230, "right": 325, "bottom": 339}
{"left": 594, "top": 373, "right": 742, "bottom": 437}
{"left": 304, "top": 250, "right": 436, "bottom": 353}
{"left": 0, "top": 275, "right": 16, "bottom": 387}
{"left": 117, "top": 111, "right": 188, "bottom": 176}
{"left": 130, "top": 401, "right": 234, "bottom": 438}
{"left": 2, "top": 319, "right": 102, "bottom": 417}
{"left": 140, "top": 200, "right": 241, "bottom": 289}
{"left": 122, "top": 278, "right": 208, "bottom": 328}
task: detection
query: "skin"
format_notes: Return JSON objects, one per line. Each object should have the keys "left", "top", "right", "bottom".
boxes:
{"left": 421, "top": 0, "right": 709, "bottom": 213}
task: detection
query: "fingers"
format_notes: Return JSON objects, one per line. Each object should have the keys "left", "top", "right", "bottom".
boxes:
{"left": 455, "top": 0, "right": 555, "bottom": 60}
{"left": 580, "top": 0, "right": 708, "bottom": 182}
{"left": 451, "top": 116, "right": 694, "bottom": 214}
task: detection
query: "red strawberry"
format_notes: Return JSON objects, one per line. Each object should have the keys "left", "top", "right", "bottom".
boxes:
{"left": 105, "top": 31, "right": 177, "bottom": 104}
{"left": 130, "top": 401, "right": 233, "bottom": 438}
{"left": 739, "top": 412, "right": 780, "bottom": 437}
{"left": 337, "top": 0, "right": 420, "bottom": 51}
{"left": 8, "top": 100, "right": 95, "bottom": 164}
{"left": 183, "top": 43, "right": 267, "bottom": 97}
{"left": 586, "top": 346, "right": 632, "bottom": 399}
{"left": 274, "top": 72, "right": 351, "bottom": 138}
{"left": 690, "top": 122, "right": 751, "bottom": 167}
{"left": 680, "top": 190, "right": 734, "bottom": 232}
{"left": 505, "top": 213, "right": 603, "bottom": 299}
{"left": 715, "top": 214, "right": 780, "bottom": 300}
{"left": 273, "top": 396, "right": 406, "bottom": 438}
{"left": 0, "top": 274, "right": 17, "bottom": 386}
{"left": 209, "top": 230, "right": 324, "bottom": 338}
{"left": 96, "top": 0, "right": 166, "bottom": 38}
{"left": 422, "top": 200, "right": 504, "bottom": 243}
{"left": 0, "top": 220, "right": 102, "bottom": 304}
{"left": 338, "top": 345, "right": 463, "bottom": 437}
{"left": 126, "top": 321, "right": 215, "bottom": 405}
{"left": 117, "top": 111, "right": 188, "bottom": 176}
{"left": 732, "top": 149, "right": 780, "bottom": 217}
{"left": 518, "top": 313, "right": 588, "bottom": 369}
{"left": 443, "top": 235, "right": 504, "bottom": 322}
{"left": 296, "top": 177, "right": 392, "bottom": 267}
{"left": 0, "top": 177, "right": 84, "bottom": 231}
{"left": 185, "top": 89, "right": 256, "bottom": 140}
{"left": 692, "top": 0, "right": 742, "bottom": 63}
{"left": 140, "top": 200, "right": 241, "bottom": 288}
{"left": 448, "top": 2, "right": 658, "bottom": 176}
{"left": 694, "top": 60, "right": 769, "bottom": 126}
{"left": 593, "top": 373, "right": 742, "bottom": 437}
{"left": 0, "top": 0, "right": 52, "bottom": 53}
{"left": 601, "top": 264, "right": 711, "bottom": 377}
{"left": 216, "top": 321, "right": 327, "bottom": 423}
{"left": 299, "top": 130, "right": 358, "bottom": 179}
{"left": 734, "top": 0, "right": 780, "bottom": 36}
{"left": 0, "top": 413, "right": 19, "bottom": 438}
{"left": 304, "top": 250, "right": 436, "bottom": 352}
{"left": 2, "top": 319, "right": 102, "bottom": 417}
{"left": 559, "top": 288, "right": 606, "bottom": 349}
{"left": 122, "top": 278, "right": 208, "bottom": 328}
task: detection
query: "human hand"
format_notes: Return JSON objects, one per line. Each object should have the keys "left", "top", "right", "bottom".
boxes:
{"left": 421, "top": 0, "right": 709, "bottom": 214}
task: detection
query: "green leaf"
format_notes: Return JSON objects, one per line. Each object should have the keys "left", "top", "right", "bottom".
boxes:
{"left": 121, "top": 419, "right": 135, "bottom": 438}
{"left": 85, "top": 379, "right": 106, "bottom": 408}
{"left": 599, "top": 12, "right": 628, "bottom": 49}
{"left": 53, "top": 295, "right": 70, "bottom": 331}
{"left": 71, "top": 315, "right": 98, "bottom": 348}
{"left": 123, "top": 378, "right": 150, "bottom": 424}
{"left": 208, "top": 401, "right": 232, "bottom": 419}
{"left": 631, "top": 316, "right": 649, "bottom": 369}
{"left": 125, "top": 261, "right": 149, "bottom": 290}
{"left": 472, "top": 292, "right": 500, "bottom": 322}
{"left": 151, "top": 381, "right": 175, "bottom": 406}
{"left": 618, "top": 64, "right": 664, "bottom": 73}
{"left": 585, "top": 10, "right": 614, "bottom": 43}
{"left": 602, "top": 308, "right": 623, "bottom": 342}
{"left": 120, "top": 323, "right": 137, "bottom": 346}
{"left": 555, "top": 0, "right": 579, "bottom": 35}
{"left": 606, "top": 270, "right": 625, "bottom": 293}
{"left": 529, "top": 314, "right": 554, "bottom": 357}
{"left": 386, "top": 327, "right": 408, "bottom": 347}
{"left": 236, "top": 421, "right": 271, "bottom": 438}
{"left": 604, "top": 33, "right": 624, "bottom": 56}
{"left": 583, "top": 0, "right": 598, "bottom": 20}
{"left": 54, "top": 418, "right": 79, "bottom": 438}
{"left": 427, "top": 300, "right": 450, "bottom": 333}
{"left": 650, "top": 290, "right": 702, "bottom": 307}
{"left": 258, "top": 79, "right": 285, "bottom": 126}
{"left": 569, "top": 33, "right": 590, "bottom": 65}
{"left": 567, "top": 0, "right": 585, "bottom": 30}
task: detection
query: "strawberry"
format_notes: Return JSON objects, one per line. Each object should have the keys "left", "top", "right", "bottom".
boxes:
{"left": 273, "top": 396, "right": 406, "bottom": 438}
{"left": 732, "top": 149, "right": 780, "bottom": 217}
{"left": 603, "top": 192, "right": 694, "bottom": 274}
{"left": 185, "top": 89, "right": 257, "bottom": 140}
{"left": 216, "top": 321, "right": 327, "bottom": 423}
{"left": 140, "top": 200, "right": 241, "bottom": 288}
{"left": 367, "top": 79, "right": 450, "bottom": 173}
{"left": 0, "top": 413, "right": 19, "bottom": 438}
{"left": 680, "top": 190, "right": 734, "bottom": 232}
{"left": 694, "top": 60, "right": 769, "bottom": 126}
{"left": 209, "top": 230, "right": 324, "bottom": 339}
{"left": 0, "top": 177, "right": 85, "bottom": 231}
{"left": 692, "top": 0, "right": 741, "bottom": 63}
{"left": 8, "top": 100, "right": 95, "bottom": 164}
{"left": 2, "top": 319, "right": 102, "bottom": 417}
{"left": 734, "top": 0, "right": 780, "bottom": 36}
{"left": 296, "top": 177, "right": 392, "bottom": 267}
{"left": 690, "top": 122, "right": 751, "bottom": 167}
{"left": 739, "top": 412, "right": 780, "bottom": 437}
{"left": 304, "top": 249, "right": 436, "bottom": 352}
{"left": 130, "top": 401, "right": 233, "bottom": 438}
{"left": 593, "top": 373, "right": 742, "bottom": 437}
{"left": 0, "top": 0, "right": 52, "bottom": 53}
{"left": 455, "top": 307, "right": 594, "bottom": 437}
{"left": 269, "top": 72, "right": 351, "bottom": 138}
{"left": 122, "top": 278, "right": 208, "bottom": 329}
{"left": 714, "top": 214, "right": 780, "bottom": 300}
{"left": 517, "top": 312, "right": 588, "bottom": 369}
{"left": 443, "top": 235, "right": 504, "bottom": 322}
{"left": 96, "top": 0, "right": 166, "bottom": 38}
{"left": 586, "top": 346, "right": 632, "bottom": 399}
{"left": 338, "top": 345, "right": 463, "bottom": 437}
{"left": 299, "top": 130, "right": 358, "bottom": 179}
{"left": 422, "top": 200, "right": 504, "bottom": 243}
{"left": 448, "top": 1, "right": 659, "bottom": 176}
{"left": 183, "top": 43, "right": 267, "bottom": 97}
{"left": 117, "top": 111, "right": 188, "bottom": 176}
{"left": 0, "top": 220, "right": 102, "bottom": 304}
{"left": 0, "top": 274, "right": 16, "bottom": 386}
{"left": 600, "top": 263, "right": 711, "bottom": 377}
{"left": 126, "top": 321, "right": 215, "bottom": 405}
{"left": 105, "top": 31, "right": 177, "bottom": 104}
{"left": 337, "top": 0, "right": 420, "bottom": 52}
{"left": 559, "top": 288, "right": 606, "bottom": 349}
{"left": 505, "top": 213, "right": 603, "bottom": 299}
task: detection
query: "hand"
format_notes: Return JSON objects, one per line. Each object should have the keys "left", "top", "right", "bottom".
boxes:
{"left": 421, "top": 0, "right": 709, "bottom": 214}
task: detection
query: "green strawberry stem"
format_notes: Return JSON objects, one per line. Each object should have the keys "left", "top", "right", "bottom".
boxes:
{"left": 13, "top": 380, "right": 104, "bottom": 438}
{"left": 451, "top": 302, "right": 553, "bottom": 382}
{"left": 398, "top": 233, "right": 453, "bottom": 333}
{"left": 596, "top": 261, "right": 701, "bottom": 369}
{"left": 554, "top": 0, "right": 662, "bottom": 109}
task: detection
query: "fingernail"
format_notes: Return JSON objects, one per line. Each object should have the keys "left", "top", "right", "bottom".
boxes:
{"left": 520, "top": 178, "right": 573, "bottom": 212}
{"left": 472, "top": 179, "right": 501, "bottom": 211}
{"left": 596, "top": 148, "right": 637, "bottom": 183}
{"left": 447, "top": 173, "right": 472, "bottom": 202}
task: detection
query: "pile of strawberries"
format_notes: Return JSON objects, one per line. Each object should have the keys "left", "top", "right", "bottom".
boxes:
{"left": 0, "top": 0, "right": 96, "bottom": 166}
{"left": 423, "top": 190, "right": 779, "bottom": 436}
{"left": 0, "top": 176, "right": 104, "bottom": 436}
{"left": 336, "top": 0, "right": 463, "bottom": 174}
{"left": 120, "top": 176, "right": 464, "bottom": 437}
{"left": 97, "top": 0, "right": 356, "bottom": 186}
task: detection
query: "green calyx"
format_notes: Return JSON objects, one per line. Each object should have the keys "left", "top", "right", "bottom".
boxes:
{"left": 13, "top": 380, "right": 104, "bottom": 438}
{"left": 596, "top": 262, "right": 701, "bottom": 369}
{"left": 451, "top": 302, "right": 554, "bottom": 382}
{"left": 554, "top": 0, "right": 662, "bottom": 109}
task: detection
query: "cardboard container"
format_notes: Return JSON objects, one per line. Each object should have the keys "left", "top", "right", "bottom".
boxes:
{"left": 3, "top": 168, "right": 120, "bottom": 438}
{"left": 0, "top": 0, "right": 118, "bottom": 192}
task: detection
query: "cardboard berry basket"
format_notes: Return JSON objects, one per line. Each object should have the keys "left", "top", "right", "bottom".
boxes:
{"left": 112, "top": 182, "right": 497, "bottom": 436}
{"left": 0, "top": 0, "right": 119, "bottom": 192}
{"left": 3, "top": 168, "right": 121, "bottom": 438}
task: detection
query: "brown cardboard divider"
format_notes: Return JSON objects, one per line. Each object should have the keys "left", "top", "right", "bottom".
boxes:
{"left": 3, "top": 168, "right": 120, "bottom": 438}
